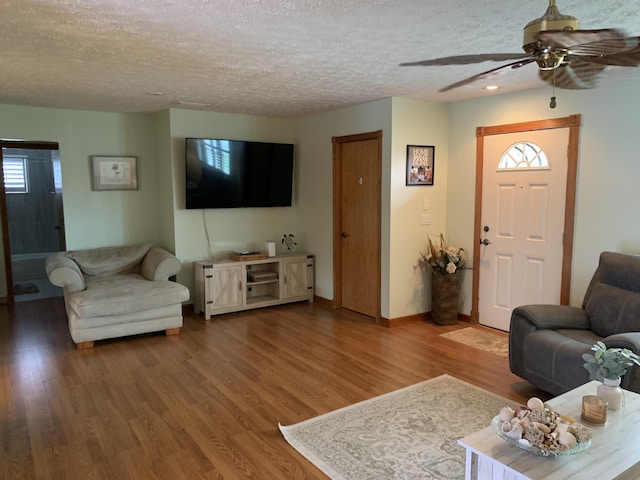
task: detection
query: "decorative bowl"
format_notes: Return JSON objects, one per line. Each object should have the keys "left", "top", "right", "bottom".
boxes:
{"left": 491, "top": 416, "right": 591, "bottom": 457}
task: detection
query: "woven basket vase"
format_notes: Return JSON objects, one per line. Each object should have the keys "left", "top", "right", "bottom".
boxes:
{"left": 431, "top": 273, "right": 458, "bottom": 325}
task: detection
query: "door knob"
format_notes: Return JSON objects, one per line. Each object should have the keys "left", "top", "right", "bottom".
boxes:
{"left": 480, "top": 238, "right": 491, "bottom": 246}
{"left": 341, "top": 232, "right": 349, "bottom": 238}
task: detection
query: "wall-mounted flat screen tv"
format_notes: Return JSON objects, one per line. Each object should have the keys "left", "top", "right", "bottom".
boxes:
{"left": 185, "top": 138, "right": 294, "bottom": 209}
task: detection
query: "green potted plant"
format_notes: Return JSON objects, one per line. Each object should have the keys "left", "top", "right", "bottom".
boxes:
{"left": 582, "top": 341, "right": 640, "bottom": 410}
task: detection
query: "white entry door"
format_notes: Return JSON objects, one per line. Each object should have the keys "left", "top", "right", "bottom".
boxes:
{"left": 478, "top": 128, "right": 569, "bottom": 331}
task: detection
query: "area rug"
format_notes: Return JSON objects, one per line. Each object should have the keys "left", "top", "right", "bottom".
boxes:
{"left": 14, "top": 282, "right": 39, "bottom": 295}
{"left": 279, "top": 374, "right": 517, "bottom": 480}
{"left": 440, "top": 327, "right": 509, "bottom": 358}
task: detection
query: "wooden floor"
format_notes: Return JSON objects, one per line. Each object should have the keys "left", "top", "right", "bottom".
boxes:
{"left": 0, "top": 298, "right": 549, "bottom": 480}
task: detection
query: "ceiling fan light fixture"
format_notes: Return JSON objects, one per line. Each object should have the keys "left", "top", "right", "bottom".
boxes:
{"left": 531, "top": 48, "right": 566, "bottom": 70}
{"left": 522, "top": 0, "right": 579, "bottom": 47}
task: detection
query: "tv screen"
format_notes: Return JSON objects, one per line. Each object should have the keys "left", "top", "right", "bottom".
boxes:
{"left": 185, "top": 138, "right": 294, "bottom": 209}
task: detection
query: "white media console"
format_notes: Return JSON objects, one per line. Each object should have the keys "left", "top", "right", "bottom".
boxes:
{"left": 194, "top": 253, "right": 314, "bottom": 319}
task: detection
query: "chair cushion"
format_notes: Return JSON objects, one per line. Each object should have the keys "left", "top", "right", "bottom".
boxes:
{"left": 595, "top": 251, "right": 640, "bottom": 293}
{"left": 68, "top": 244, "right": 151, "bottom": 276}
{"left": 68, "top": 274, "right": 189, "bottom": 318}
{"left": 522, "top": 329, "right": 599, "bottom": 394}
{"left": 585, "top": 283, "right": 640, "bottom": 337}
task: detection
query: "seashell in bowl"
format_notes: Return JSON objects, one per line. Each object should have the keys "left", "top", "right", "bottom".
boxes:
{"left": 558, "top": 432, "right": 577, "bottom": 448}
{"left": 491, "top": 397, "right": 592, "bottom": 457}
{"left": 499, "top": 406, "right": 515, "bottom": 422}
{"left": 527, "top": 397, "right": 544, "bottom": 410}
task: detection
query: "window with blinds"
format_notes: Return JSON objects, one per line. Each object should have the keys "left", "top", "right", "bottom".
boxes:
{"left": 3, "top": 156, "right": 29, "bottom": 193}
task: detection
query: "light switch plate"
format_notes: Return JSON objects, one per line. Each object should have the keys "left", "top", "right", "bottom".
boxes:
{"left": 423, "top": 198, "right": 430, "bottom": 210}
{"left": 420, "top": 213, "right": 432, "bottom": 225}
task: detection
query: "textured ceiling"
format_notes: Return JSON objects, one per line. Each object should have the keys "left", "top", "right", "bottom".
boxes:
{"left": 2, "top": 0, "right": 640, "bottom": 117}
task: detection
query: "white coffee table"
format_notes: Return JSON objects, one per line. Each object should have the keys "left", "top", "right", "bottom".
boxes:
{"left": 458, "top": 381, "right": 640, "bottom": 480}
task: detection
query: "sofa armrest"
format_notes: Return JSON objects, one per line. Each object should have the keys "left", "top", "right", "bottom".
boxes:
{"left": 603, "top": 332, "right": 640, "bottom": 392}
{"left": 509, "top": 304, "right": 591, "bottom": 381}
{"left": 45, "top": 252, "right": 85, "bottom": 292}
{"left": 603, "top": 332, "right": 640, "bottom": 353}
{"left": 511, "top": 304, "right": 590, "bottom": 330}
{"left": 141, "top": 247, "right": 181, "bottom": 281}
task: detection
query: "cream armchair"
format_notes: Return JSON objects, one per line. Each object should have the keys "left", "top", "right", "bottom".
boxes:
{"left": 46, "top": 244, "right": 190, "bottom": 349}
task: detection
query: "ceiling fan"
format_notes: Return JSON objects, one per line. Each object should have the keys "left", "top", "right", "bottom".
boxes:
{"left": 400, "top": 0, "right": 640, "bottom": 107}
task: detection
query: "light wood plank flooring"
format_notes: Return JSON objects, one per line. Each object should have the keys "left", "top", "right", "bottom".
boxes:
{"left": 0, "top": 298, "right": 549, "bottom": 479}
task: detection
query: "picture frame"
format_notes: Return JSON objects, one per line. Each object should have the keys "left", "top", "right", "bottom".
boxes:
{"left": 406, "top": 145, "right": 435, "bottom": 186}
{"left": 91, "top": 156, "right": 138, "bottom": 191}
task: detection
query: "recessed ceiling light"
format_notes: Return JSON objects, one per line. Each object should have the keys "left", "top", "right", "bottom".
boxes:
{"left": 174, "top": 100, "right": 213, "bottom": 108}
{"left": 146, "top": 91, "right": 165, "bottom": 96}
{"left": 483, "top": 85, "right": 500, "bottom": 91}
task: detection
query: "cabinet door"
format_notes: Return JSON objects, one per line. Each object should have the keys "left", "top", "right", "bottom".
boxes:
{"left": 208, "top": 265, "right": 244, "bottom": 309}
{"left": 283, "top": 258, "right": 309, "bottom": 299}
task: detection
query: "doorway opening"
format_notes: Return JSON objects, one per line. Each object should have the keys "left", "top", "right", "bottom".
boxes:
{"left": 1, "top": 141, "right": 65, "bottom": 303}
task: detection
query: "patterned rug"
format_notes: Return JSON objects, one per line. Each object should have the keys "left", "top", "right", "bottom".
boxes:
{"left": 440, "top": 327, "right": 509, "bottom": 358}
{"left": 279, "top": 374, "right": 517, "bottom": 479}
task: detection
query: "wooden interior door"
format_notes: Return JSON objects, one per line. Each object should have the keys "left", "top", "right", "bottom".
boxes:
{"left": 332, "top": 131, "right": 382, "bottom": 319}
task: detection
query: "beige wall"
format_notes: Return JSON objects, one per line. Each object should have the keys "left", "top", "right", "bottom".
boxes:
{"left": 0, "top": 105, "right": 164, "bottom": 250}
{"left": 295, "top": 99, "right": 392, "bottom": 311}
{"left": 389, "top": 98, "right": 449, "bottom": 319}
{"left": 167, "top": 108, "right": 298, "bottom": 291}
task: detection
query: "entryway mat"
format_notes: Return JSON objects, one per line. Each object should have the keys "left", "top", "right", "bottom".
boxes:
{"left": 440, "top": 327, "right": 509, "bottom": 357}
{"left": 14, "top": 283, "right": 40, "bottom": 295}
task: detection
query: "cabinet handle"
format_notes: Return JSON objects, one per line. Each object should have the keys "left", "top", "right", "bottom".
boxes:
{"left": 238, "top": 281, "right": 242, "bottom": 291}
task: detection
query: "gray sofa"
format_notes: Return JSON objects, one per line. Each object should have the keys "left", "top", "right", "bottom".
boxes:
{"left": 46, "top": 244, "right": 190, "bottom": 349}
{"left": 509, "top": 251, "right": 640, "bottom": 396}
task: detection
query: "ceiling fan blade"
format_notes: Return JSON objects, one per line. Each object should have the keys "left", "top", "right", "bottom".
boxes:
{"left": 399, "top": 53, "right": 528, "bottom": 67}
{"left": 438, "top": 58, "right": 536, "bottom": 92}
{"left": 539, "top": 29, "right": 639, "bottom": 56}
{"left": 579, "top": 45, "right": 640, "bottom": 66}
{"left": 539, "top": 58, "right": 607, "bottom": 89}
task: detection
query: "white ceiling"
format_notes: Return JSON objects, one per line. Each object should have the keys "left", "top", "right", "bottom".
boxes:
{"left": 3, "top": 0, "right": 640, "bottom": 117}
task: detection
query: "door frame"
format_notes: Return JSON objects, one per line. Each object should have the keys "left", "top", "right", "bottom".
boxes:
{"left": 471, "top": 114, "right": 581, "bottom": 323}
{"left": 0, "top": 140, "right": 61, "bottom": 304}
{"left": 332, "top": 130, "right": 382, "bottom": 318}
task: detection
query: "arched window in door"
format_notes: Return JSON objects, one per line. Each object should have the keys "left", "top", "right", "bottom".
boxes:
{"left": 498, "top": 141, "right": 549, "bottom": 170}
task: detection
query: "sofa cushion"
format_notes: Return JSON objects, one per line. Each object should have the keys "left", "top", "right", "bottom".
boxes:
{"left": 585, "top": 283, "right": 640, "bottom": 337}
{"left": 68, "top": 244, "right": 151, "bottom": 276}
{"left": 67, "top": 274, "right": 189, "bottom": 318}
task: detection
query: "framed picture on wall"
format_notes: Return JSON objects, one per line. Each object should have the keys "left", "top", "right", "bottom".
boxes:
{"left": 90, "top": 156, "right": 138, "bottom": 191}
{"left": 406, "top": 145, "right": 435, "bottom": 186}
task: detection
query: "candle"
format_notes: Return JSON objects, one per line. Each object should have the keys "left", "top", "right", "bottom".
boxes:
{"left": 581, "top": 395, "right": 607, "bottom": 425}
